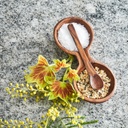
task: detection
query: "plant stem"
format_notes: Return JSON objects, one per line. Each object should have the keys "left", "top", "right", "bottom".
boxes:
{"left": 57, "top": 117, "right": 67, "bottom": 128}
{"left": 62, "top": 69, "right": 68, "bottom": 82}
{"left": 66, "top": 55, "right": 74, "bottom": 64}
{"left": 80, "top": 120, "right": 98, "bottom": 125}
{"left": 44, "top": 117, "right": 50, "bottom": 128}
{"left": 67, "top": 120, "right": 98, "bottom": 128}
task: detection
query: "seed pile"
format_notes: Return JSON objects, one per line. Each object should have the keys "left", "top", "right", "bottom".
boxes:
{"left": 77, "top": 67, "right": 111, "bottom": 99}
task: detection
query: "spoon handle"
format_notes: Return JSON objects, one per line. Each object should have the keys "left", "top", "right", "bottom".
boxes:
{"left": 68, "top": 24, "right": 96, "bottom": 76}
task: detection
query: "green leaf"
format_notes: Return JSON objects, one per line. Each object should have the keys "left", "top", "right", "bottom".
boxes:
{"left": 80, "top": 120, "right": 98, "bottom": 125}
{"left": 48, "top": 92, "right": 57, "bottom": 100}
{"left": 44, "top": 75, "right": 55, "bottom": 84}
{"left": 66, "top": 120, "right": 98, "bottom": 128}
{"left": 80, "top": 116, "right": 86, "bottom": 119}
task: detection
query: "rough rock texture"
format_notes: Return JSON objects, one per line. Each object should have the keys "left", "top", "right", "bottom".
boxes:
{"left": 0, "top": 0, "right": 128, "bottom": 128}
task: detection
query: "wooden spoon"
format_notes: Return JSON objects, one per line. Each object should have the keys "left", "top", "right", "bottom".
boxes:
{"left": 68, "top": 24, "right": 103, "bottom": 90}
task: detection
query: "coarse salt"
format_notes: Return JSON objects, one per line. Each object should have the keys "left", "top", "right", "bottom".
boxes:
{"left": 58, "top": 22, "right": 90, "bottom": 51}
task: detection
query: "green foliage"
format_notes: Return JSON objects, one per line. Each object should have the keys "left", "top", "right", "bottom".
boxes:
{"left": 1, "top": 55, "right": 98, "bottom": 128}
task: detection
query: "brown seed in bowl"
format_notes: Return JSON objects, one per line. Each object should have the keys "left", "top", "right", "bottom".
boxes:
{"left": 77, "top": 67, "right": 111, "bottom": 99}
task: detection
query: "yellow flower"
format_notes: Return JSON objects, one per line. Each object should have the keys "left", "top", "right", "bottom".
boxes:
{"left": 46, "top": 107, "right": 60, "bottom": 121}
{"left": 71, "top": 119, "right": 77, "bottom": 125}
{"left": 78, "top": 123, "right": 83, "bottom": 128}
{"left": 52, "top": 116, "right": 56, "bottom": 121}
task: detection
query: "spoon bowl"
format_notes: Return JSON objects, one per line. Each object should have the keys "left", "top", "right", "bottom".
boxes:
{"left": 75, "top": 59, "right": 116, "bottom": 103}
{"left": 54, "top": 17, "right": 116, "bottom": 103}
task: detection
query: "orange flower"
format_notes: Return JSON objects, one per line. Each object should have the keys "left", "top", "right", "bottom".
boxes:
{"left": 25, "top": 55, "right": 55, "bottom": 88}
{"left": 64, "top": 68, "right": 79, "bottom": 83}
{"left": 49, "top": 81, "right": 74, "bottom": 102}
{"left": 53, "top": 59, "right": 70, "bottom": 72}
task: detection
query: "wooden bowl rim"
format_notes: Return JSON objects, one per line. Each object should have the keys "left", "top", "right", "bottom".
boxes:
{"left": 53, "top": 16, "right": 94, "bottom": 55}
{"left": 74, "top": 61, "right": 116, "bottom": 103}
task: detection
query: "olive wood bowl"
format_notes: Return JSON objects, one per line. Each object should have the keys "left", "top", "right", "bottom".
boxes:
{"left": 54, "top": 17, "right": 116, "bottom": 103}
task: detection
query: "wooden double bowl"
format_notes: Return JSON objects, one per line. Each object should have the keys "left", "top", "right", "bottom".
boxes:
{"left": 54, "top": 17, "right": 116, "bottom": 103}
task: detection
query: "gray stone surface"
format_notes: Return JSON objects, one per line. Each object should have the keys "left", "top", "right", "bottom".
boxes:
{"left": 0, "top": 0, "right": 128, "bottom": 128}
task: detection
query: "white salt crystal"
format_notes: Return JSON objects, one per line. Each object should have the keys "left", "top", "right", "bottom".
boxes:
{"left": 58, "top": 22, "right": 90, "bottom": 51}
